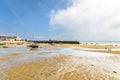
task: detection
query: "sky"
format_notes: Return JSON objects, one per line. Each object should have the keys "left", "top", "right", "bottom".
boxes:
{"left": 0, "top": 0, "right": 69, "bottom": 40}
{"left": 0, "top": 0, "right": 120, "bottom": 41}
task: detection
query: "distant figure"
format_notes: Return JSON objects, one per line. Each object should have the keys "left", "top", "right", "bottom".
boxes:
{"left": 105, "top": 47, "right": 107, "bottom": 50}
{"left": 108, "top": 48, "right": 111, "bottom": 52}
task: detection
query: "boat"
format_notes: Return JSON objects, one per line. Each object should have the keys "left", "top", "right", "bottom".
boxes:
{"left": 29, "top": 41, "right": 39, "bottom": 50}
{"left": 30, "top": 44, "right": 39, "bottom": 50}
{"left": 29, "top": 34, "right": 39, "bottom": 50}
{"left": 3, "top": 45, "right": 9, "bottom": 48}
{"left": 29, "top": 44, "right": 39, "bottom": 48}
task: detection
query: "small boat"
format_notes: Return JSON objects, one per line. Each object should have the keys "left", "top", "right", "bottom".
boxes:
{"left": 29, "top": 34, "right": 39, "bottom": 50}
{"left": 3, "top": 45, "right": 9, "bottom": 48}
{"left": 29, "top": 44, "right": 39, "bottom": 50}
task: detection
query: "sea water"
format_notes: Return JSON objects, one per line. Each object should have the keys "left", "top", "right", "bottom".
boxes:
{"left": 79, "top": 41, "right": 120, "bottom": 45}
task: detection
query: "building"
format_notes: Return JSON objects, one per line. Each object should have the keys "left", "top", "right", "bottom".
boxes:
{"left": 0, "top": 35, "right": 21, "bottom": 41}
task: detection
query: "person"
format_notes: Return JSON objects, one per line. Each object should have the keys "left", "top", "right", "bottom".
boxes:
{"left": 108, "top": 48, "right": 111, "bottom": 52}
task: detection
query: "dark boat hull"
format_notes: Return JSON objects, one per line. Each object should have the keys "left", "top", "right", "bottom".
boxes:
{"left": 29, "top": 45, "right": 39, "bottom": 50}
{"left": 30, "top": 45, "right": 39, "bottom": 48}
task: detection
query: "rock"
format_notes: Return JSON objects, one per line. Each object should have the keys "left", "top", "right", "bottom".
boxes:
{"left": 90, "top": 64, "right": 94, "bottom": 66}
{"left": 113, "top": 71, "right": 117, "bottom": 73}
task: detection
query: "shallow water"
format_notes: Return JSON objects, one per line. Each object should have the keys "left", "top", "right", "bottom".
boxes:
{"left": 0, "top": 46, "right": 117, "bottom": 69}
{"left": 0, "top": 47, "right": 115, "bottom": 59}
{"left": 80, "top": 41, "right": 120, "bottom": 45}
{"left": 0, "top": 47, "right": 60, "bottom": 68}
{"left": 59, "top": 48, "right": 114, "bottom": 57}
{"left": 0, "top": 46, "right": 120, "bottom": 79}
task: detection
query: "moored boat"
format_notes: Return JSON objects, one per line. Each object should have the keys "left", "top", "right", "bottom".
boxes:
{"left": 3, "top": 45, "right": 9, "bottom": 48}
{"left": 29, "top": 44, "right": 39, "bottom": 50}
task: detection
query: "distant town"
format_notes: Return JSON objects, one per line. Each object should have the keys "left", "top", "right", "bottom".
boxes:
{"left": 0, "top": 35, "right": 80, "bottom": 44}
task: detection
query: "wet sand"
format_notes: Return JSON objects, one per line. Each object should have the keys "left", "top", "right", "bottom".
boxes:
{"left": 0, "top": 58, "right": 10, "bottom": 62}
{"left": 0, "top": 44, "right": 120, "bottom": 80}
{"left": 87, "top": 50, "right": 120, "bottom": 54}
{"left": 6, "top": 53, "right": 22, "bottom": 57}
{"left": 3, "top": 54, "right": 119, "bottom": 80}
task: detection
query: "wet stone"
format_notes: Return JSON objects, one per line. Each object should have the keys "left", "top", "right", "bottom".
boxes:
{"left": 113, "top": 71, "right": 117, "bottom": 73}
{"left": 41, "top": 73, "right": 43, "bottom": 75}
{"left": 90, "top": 64, "right": 94, "bottom": 66}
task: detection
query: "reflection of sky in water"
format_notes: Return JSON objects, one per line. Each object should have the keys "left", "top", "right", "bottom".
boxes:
{"left": 0, "top": 47, "right": 114, "bottom": 58}
{"left": 0, "top": 47, "right": 60, "bottom": 69}
{"left": 0, "top": 47, "right": 29, "bottom": 54}
{"left": 0, "top": 47, "right": 115, "bottom": 69}
{"left": 0, "top": 47, "right": 59, "bottom": 54}
{"left": 59, "top": 48, "right": 114, "bottom": 57}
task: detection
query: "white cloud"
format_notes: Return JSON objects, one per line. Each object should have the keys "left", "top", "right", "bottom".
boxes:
{"left": 50, "top": 0, "right": 120, "bottom": 41}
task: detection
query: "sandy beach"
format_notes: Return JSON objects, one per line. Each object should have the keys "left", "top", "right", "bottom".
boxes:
{"left": 1, "top": 0, "right": 120, "bottom": 79}
{"left": 0, "top": 44, "right": 120, "bottom": 80}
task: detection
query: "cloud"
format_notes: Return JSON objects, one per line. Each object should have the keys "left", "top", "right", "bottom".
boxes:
{"left": 49, "top": 0, "right": 120, "bottom": 41}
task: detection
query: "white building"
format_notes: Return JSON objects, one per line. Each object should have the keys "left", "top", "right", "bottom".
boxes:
{"left": 0, "top": 35, "right": 21, "bottom": 41}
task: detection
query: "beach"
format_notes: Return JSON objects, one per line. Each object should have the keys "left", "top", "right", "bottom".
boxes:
{"left": 0, "top": 43, "right": 120, "bottom": 80}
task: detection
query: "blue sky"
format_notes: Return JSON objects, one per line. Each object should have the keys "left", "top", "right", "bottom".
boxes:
{"left": 1, "top": 0, "right": 120, "bottom": 41}
{"left": 0, "top": 0, "right": 68, "bottom": 40}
